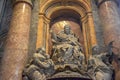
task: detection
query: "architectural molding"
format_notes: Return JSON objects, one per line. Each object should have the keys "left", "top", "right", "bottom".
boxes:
{"left": 13, "top": 0, "right": 33, "bottom": 8}
{"left": 95, "top": 0, "right": 119, "bottom": 8}
{"left": 40, "top": 0, "right": 91, "bottom": 14}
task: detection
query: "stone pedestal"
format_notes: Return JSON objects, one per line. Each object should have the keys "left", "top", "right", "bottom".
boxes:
{"left": 98, "top": 0, "right": 120, "bottom": 53}
{"left": 0, "top": 0, "right": 32, "bottom": 80}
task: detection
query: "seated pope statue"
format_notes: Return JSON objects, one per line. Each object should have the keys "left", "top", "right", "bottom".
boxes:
{"left": 51, "top": 25, "right": 85, "bottom": 68}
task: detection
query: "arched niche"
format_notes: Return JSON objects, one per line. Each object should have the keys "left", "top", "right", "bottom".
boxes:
{"left": 36, "top": 0, "right": 97, "bottom": 60}
{"left": 49, "top": 9, "right": 84, "bottom": 55}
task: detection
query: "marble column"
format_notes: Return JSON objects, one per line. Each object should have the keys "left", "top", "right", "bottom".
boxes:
{"left": 0, "top": 0, "right": 32, "bottom": 80}
{"left": 97, "top": 0, "right": 120, "bottom": 53}
{"left": 97, "top": 0, "right": 120, "bottom": 80}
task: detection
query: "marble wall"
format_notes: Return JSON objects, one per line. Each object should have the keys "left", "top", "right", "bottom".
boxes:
{"left": 0, "top": 0, "right": 40, "bottom": 61}
{"left": 118, "top": 0, "right": 120, "bottom": 13}
{"left": 0, "top": 0, "right": 12, "bottom": 33}
{"left": 91, "top": 0, "right": 105, "bottom": 51}
{"left": 0, "top": 0, "right": 12, "bottom": 64}
{"left": 28, "top": 0, "right": 40, "bottom": 60}
{"left": 91, "top": 0, "right": 120, "bottom": 50}
{"left": 0, "top": 0, "right": 6, "bottom": 24}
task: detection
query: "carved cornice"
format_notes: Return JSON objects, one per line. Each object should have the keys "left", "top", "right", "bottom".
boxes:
{"left": 13, "top": 0, "right": 33, "bottom": 8}
{"left": 95, "top": 0, "right": 119, "bottom": 8}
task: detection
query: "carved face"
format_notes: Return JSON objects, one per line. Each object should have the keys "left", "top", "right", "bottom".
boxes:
{"left": 64, "top": 25, "right": 71, "bottom": 35}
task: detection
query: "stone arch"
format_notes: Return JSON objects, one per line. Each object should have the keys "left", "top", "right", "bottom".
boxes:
{"left": 40, "top": 0, "right": 91, "bottom": 19}
{"left": 46, "top": 6, "right": 85, "bottom": 19}
{"left": 40, "top": 0, "right": 91, "bottom": 14}
{"left": 49, "top": 8, "right": 81, "bottom": 26}
{"left": 36, "top": 0, "right": 97, "bottom": 60}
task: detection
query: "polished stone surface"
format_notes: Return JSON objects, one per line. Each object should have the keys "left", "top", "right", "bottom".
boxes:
{"left": 14, "top": 0, "right": 32, "bottom": 6}
{"left": 0, "top": 2, "right": 32, "bottom": 80}
{"left": 98, "top": 0, "right": 120, "bottom": 53}
{"left": 91, "top": 0, "right": 105, "bottom": 51}
{"left": 98, "top": 0, "right": 120, "bottom": 80}
{"left": 0, "top": 0, "right": 12, "bottom": 33}
{"left": 28, "top": 0, "right": 40, "bottom": 61}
